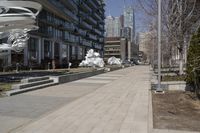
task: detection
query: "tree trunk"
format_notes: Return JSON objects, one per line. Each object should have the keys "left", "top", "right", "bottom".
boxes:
{"left": 179, "top": 52, "right": 184, "bottom": 75}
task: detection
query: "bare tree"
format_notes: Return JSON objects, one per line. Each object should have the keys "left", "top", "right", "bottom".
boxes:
{"left": 137, "top": 0, "right": 200, "bottom": 74}
{"left": 167, "top": 0, "right": 199, "bottom": 75}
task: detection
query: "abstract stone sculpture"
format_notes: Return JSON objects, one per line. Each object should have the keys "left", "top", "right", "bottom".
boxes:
{"left": 0, "top": 1, "right": 42, "bottom": 53}
{"left": 107, "top": 56, "right": 122, "bottom": 65}
{"left": 79, "top": 49, "right": 105, "bottom": 68}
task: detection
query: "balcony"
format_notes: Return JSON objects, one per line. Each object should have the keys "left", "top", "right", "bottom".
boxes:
{"left": 99, "top": 38, "right": 104, "bottom": 43}
{"left": 81, "top": 39, "right": 92, "bottom": 47}
{"left": 80, "top": 2, "right": 92, "bottom": 13}
{"left": 99, "top": 20, "right": 105, "bottom": 25}
{"left": 80, "top": 20, "right": 93, "bottom": 30}
{"left": 89, "top": 34, "right": 97, "bottom": 41}
{"left": 48, "top": 0, "right": 78, "bottom": 22}
{"left": 63, "top": 8, "right": 78, "bottom": 22}
{"left": 87, "top": 0, "right": 97, "bottom": 9}
{"left": 94, "top": 29, "right": 102, "bottom": 35}
{"left": 63, "top": 23, "right": 74, "bottom": 31}
{"left": 61, "top": 0, "right": 78, "bottom": 12}
{"left": 93, "top": 12, "right": 101, "bottom": 20}
{"left": 85, "top": 16, "right": 97, "bottom": 25}
{"left": 79, "top": 29, "right": 87, "bottom": 36}
{"left": 97, "top": 23, "right": 104, "bottom": 30}
{"left": 79, "top": 11, "right": 97, "bottom": 25}
{"left": 94, "top": 44, "right": 102, "bottom": 50}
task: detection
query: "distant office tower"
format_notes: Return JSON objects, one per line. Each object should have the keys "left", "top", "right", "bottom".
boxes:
{"left": 105, "top": 16, "right": 121, "bottom": 37}
{"left": 123, "top": 6, "right": 135, "bottom": 42}
{"left": 113, "top": 17, "right": 121, "bottom": 37}
{"left": 105, "top": 16, "right": 114, "bottom": 37}
{"left": 121, "top": 27, "right": 132, "bottom": 40}
{"left": 119, "top": 15, "right": 124, "bottom": 28}
{"left": 104, "top": 37, "right": 129, "bottom": 61}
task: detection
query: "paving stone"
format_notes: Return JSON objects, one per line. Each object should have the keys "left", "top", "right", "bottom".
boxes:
{"left": 12, "top": 66, "right": 151, "bottom": 133}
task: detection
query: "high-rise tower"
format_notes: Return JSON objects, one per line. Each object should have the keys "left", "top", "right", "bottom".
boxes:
{"left": 123, "top": 6, "right": 135, "bottom": 42}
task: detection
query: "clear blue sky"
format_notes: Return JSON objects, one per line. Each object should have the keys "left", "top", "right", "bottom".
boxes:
{"left": 105, "top": 0, "right": 147, "bottom": 32}
{"left": 105, "top": 0, "right": 134, "bottom": 17}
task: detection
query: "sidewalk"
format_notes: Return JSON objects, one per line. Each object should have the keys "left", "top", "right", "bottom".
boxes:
{"left": 12, "top": 66, "right": 150, "bottom": 133}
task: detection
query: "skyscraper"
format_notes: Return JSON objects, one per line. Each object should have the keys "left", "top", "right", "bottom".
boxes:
{"left": 105, "top": 15, "right": 114, "bottom": 37}
{"left": 105, "top": 16, "right": 121, "bottom": 37}
{"left": 113, "top": 17, "right": 121, "bottom": 37}
{"left": 123, "top": 6, "right": 135, "bottom": 42}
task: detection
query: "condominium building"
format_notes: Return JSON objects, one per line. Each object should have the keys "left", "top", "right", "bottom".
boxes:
{"left": 105, "top": 16, "right": 114, "bottom": 37}
{"left": 113, "top": 17, "right": 121, "bottom": 37}
{"left": 5, "top": 0, "right": 105, "bottom": 68}
{"left": 123, "top": 6, "right": 135, "bottom": 42}
{"left": 105, "top": 16, "right": 121, "bottom": 37}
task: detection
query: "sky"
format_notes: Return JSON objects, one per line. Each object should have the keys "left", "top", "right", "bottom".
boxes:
{"left": 105, "top": 0, "right": 134, "bottom": 17}
{"left": 105, "top": 0, "right": 148, "bottom": 32}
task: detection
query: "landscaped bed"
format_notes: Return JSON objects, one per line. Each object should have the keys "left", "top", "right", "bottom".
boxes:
{"left": 152, "top": 90, "right": 200, "bottom": 132}
{"left": 0, "top": 82, "right": 19, "bottom": 92}
{"left": 0, "top": 68, "right": 95, "bottom": 95}
{"left": 161, "top": 75, "right": 186, "bottom": 81}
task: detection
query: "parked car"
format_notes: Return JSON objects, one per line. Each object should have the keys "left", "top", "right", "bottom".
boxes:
{"left": 122, "top": 60, "right": 134, "bottom": 66}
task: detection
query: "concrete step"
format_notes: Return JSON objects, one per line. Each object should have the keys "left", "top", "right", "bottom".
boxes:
{"left": 21, "top": 76, "right": 50, "bottom": 83}
{"left": 4, "top": 82, "right": 59, "bottom": 96}
{"left": 12, "top": 79, "right": 54, "bottom": 90}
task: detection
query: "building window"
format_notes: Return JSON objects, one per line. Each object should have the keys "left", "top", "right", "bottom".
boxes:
{"left": 44, "top": 40, "right": 52, "bottom": 58}
{"left": 78, "top": 46, "right": 83, "bottom": 60}
{"left": 28, "top": 37, "right": 38, "bottom": 63}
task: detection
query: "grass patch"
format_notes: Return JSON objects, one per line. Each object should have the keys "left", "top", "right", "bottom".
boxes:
{"left": 162, "top": 75, "right": 186, "bottom": 81}
{"left": 0, "top": 82, "right": 19, "bottom": 92}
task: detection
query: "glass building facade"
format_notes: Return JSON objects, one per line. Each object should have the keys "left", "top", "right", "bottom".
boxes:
{"left": 9, "top": 0, "right": 105, "bottom": 68}
{"left": 123, "top": 6, "right": 135, "bottom": 42}
{"left": 105, "top": 16, "right": 121, "bottom": 37}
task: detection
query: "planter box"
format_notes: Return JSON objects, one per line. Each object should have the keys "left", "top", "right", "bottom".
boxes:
{"left": 161, "top": 81, "right": 186, "bottom": 91}
{"left": 55, "top": 69, "right": 105, "bottom": 84}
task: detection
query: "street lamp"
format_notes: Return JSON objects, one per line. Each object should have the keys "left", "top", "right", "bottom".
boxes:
{"left": 156, "top": 0, "right": 163, "bottom": 92}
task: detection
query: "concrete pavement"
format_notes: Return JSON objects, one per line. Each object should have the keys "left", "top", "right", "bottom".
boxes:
{"left": 9, "top": 66, "right": 150, "bottom": 133}
{"left": 1, "top": 66, "right": 197, "bottom": 133}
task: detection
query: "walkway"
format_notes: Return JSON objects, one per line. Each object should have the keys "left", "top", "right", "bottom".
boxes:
{"left": 1, "top": 66, "right": 151, "bottom": 133}
{"left": 11, "top": 66, "right": 150, "bottom": 133}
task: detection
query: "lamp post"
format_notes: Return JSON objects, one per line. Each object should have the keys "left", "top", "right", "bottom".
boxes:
{"left": 157, "top": 0, "right": 162, "bottom": 92}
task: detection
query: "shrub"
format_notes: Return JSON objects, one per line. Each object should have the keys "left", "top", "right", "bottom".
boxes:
{"left": 186, "top": 28, "right": 200, "bottom": 96}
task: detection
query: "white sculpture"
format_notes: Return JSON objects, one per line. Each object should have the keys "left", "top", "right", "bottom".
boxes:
{"left": 0, "top": 1, "right": 42, "bottom": 53}
{"left": 107, "top": 56, "right": 122, "bottom": 65}
{"left": 79, "top": 49, "right": 105, "bottom": 68}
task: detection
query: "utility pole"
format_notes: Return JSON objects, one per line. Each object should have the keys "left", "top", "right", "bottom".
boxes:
{"left": 157, "top": 0, "right": 162, "bottom": 92}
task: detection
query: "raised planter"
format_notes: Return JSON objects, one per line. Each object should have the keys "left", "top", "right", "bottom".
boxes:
{"left": 161, "top": 81, "right": 186, "bottom": 91}
{"left": 55, "top": 69, "right": 105, "bottom": 84}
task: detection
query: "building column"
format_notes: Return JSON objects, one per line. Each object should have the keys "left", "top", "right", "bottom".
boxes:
{"left": 8, "top": 50, "right": 11, "bottom": 66}
{"left": 59, "top": 43, "right": 62, "bottom": 65}
{"left": 52, "top": 41, "right": 54, "bottom": 59}
{"left": 67, "top": 44, "right": 70, "bottom": 62}
{"left": 120, "top": 38, "right": 126, "bottom": 61}
{"left": 41, "top": 38, "right": 44, "bottom": 60}
{"left": 38, "top": 37, "right": 42, "bottom": 64}
{"left": 128, "top": 41, "right": 131, "bottom": 61}
{"left": 24, "top": 46, "right": 28, "bottom": 66}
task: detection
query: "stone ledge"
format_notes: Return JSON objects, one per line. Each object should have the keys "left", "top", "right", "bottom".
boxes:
{"left": 56, "top": 69, "right": 105, "bottom": 84}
